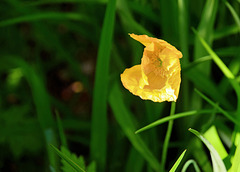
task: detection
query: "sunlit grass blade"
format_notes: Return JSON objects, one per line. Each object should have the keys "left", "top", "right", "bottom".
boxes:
{"left": 109, "top": 82, "right": 161, "bottom": 171}
{"left": 193, "top": 28, "right": 235, "bottom": 79}
{"left": 0, "top": 12, "right": 92, "bottom": 27}
{"left": 229, "top": 136, "right": 240, "bottom": 172}
{"left": 181, "top": 159, "right": 201, "bottom": 172}
{"left": 90, "top": 0, "right": 117, "bottom": 170}
{"left": 225, "top": 1, "right": 240, "bottom": 31}
{"left": 203, "top": 126, "right": 228, "bottom": 159}
{"left": 194, "top": 89, "right": 239, "bottom": 126}
{"left": 161, "top": 102, "right": 176, "bottom": 171}
{"left": 135, "top": 109, "right": 216, "bottom": 134}
{"left": 169, "top": 150, "right": 186, "bottom": 172}
{"left": 50, "top": 145, "right": 86, "bottom": 172}
{"left": 193, "top": 31, "right": 240, "bottom": 114}
{"left": 189, "top": 128, "right": 227, "bottom": 172}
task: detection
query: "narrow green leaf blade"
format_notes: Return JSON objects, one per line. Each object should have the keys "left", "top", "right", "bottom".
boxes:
{"left": 193, "top": 28, "right": 235, "bottom": 79}
{"left": 90, "top": 0, "right": 117, "bottom": 170}
{"left": 0, "top": 12, "right": 92, "bottom": 27}
{"left": 135, "top": 109, "right": 216, "bottom": 134}
{"left": 229, "top": 135, "right": 240, "bottom": 172}
{"left": 169, "top": 150, "right": 187, "bottom": 172}
{"left": 189, "top": 128, "right": 227, "bottom": 172}
{"left": 109, "top": 82, "right": 161, "bottom": 171}
{"left": 194, "top": 89, "right": 239, "bottom": 126}
{"left": 50, "top": 145, "right": 85, "bottom": 172}
{"left": 225, "top": 1, "right": 240, "bottom": 31}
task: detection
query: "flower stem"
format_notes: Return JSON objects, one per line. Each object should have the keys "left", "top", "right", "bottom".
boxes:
{"left": 161, "top": 102, "right": 176, "bottom": 171}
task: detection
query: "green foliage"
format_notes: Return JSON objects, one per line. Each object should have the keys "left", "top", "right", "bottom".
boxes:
{"left": 0, "top": 0, "right": 240, "bottom": 171}
{"left": 51, "top": 145, "right": 96, "bottom": 172}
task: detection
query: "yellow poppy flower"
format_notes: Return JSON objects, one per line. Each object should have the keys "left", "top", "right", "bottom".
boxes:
{"left": 121, "top": 34, "right": 182, "bottom": 102}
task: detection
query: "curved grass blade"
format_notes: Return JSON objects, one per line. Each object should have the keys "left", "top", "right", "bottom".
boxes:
{"left": 181, "top": 159, "right": 201, "bottom": 172}
{"left": 192, "top": 28, "right": 235, "bottom": 79}
{"left": 109, "top": 82, "right": 161, "bottom": 171}
{"left": 90, "top": 0, "right": 117, "bottom": 170}
{"left": 50, "top": 145, "right": 86, "bottom": 172}
{"left": 194, "top": 0, "right": 218, "bottom": 60}
{"left": 203, "top": 126, "right": 228, "bottom": 159}
{"left": 193, "top": 28, "right": 240, "bottom": 114}
{"left": 169, "top": 150, "right": 187, "bottom": 172}
{"left": 194, "top": 89, "right": 240, "bottom": 126}
{"left": 189, "top": 128, "right": 227, "bottom": 172}
{"left": 0, "top": 12, "right": 92, "bottom": 27}
{"left": 135, "top": 109, "right": 216, "bottom": 134}
{"left": 225, "top": 1, "right": 240, "bottom": 31}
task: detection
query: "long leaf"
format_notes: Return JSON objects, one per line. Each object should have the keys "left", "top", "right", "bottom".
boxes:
{"left": 109, "top": 82, "right": 161, "bottom": 171}
{"left": 135, "top": 109, "right": 216, "bottom": 134}
{"left": 189, "top": 128, "right": 227, "bottom": 172}
{"left": 0, "top": 12, "right": 92, "bottom": 27}
{"left": 90, "top": 0, "right": 117, "bottom": 170}
{"left": 50, "top": 145, "right": 85, "bottom": 172}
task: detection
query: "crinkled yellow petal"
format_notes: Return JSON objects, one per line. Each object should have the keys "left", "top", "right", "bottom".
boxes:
{"left": 121, "top": 34, "right": 182, "bottom": 103}
{"left": 121, "top": 65, "right": 179, "bottom": 102}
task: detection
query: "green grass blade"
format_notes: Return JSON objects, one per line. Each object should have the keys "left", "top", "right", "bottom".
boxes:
{"left": 181, "top": 159, "right": 201, "bottom": 172}
{"left": 159, "top": 0, "right": 178, "bottom": 43}
{"left": 109, "top": 82, "right": 161, "bottom": 171}
{"left": 178, "top": 0, "right": 189, "bottom": 65}
{"left": 56, "top": 111, "right": 68, "bottom": 148}
{"left": 0, "top": 12, "right": 92, "bottom": 27}
{"left": 90, "top": 0, "right": 117, "bottom": 170}
{"left": 50, "top": 145, "right": 86, "bottom": 172}
{"left": 25, "top": 0, "right": 107, "bottom": 6}
{"left": 194, "top": 89, "right": 240, "bottom": 126}
{"left": 135, "top": 109, "right": 216, "bottom": 134}
{"left": 225, "top": 1, "right": 240, "bottom": 31}
{"left": 189, "top": 128, "right": 227, "bottom": 172}
{"left": 117, "top": 0, "right": 152, "bottom": 36}
{"left": 184, "top": 67, "right": 233, "bottom": 109}
{"left": 169, "top": 150, "right": 187, "bottom": 172}
{"left": 203, "top": 126, "right": 228, "bottom": 159}
{"left": 214, "top": 25, "right": 239, "bottom": 40}
{"left": 229, "top": 136, "right": 240, "bottom": 172}
{"left": 194, "top": 0, "right": 218, "bottom": 60}
{"left": 193, "top": 28, "right": 235, "bottom": 79}
{"left": 161, "top": 102, "right": 176, "bottom": 171}
{"left": 125, "top": 148, "right": 145, "bottom": 172}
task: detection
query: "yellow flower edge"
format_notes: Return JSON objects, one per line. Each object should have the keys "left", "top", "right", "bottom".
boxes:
{"left": 121, "top": 34, "right": 182, "bottom": 103}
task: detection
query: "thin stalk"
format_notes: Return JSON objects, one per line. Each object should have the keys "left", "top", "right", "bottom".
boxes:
{"left": 161, "top": 102, "right": 176, "bottom": 171}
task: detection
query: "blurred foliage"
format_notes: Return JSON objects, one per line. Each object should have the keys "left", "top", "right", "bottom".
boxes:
{"left": 0, "top": 0, "right": 239, "bottom": 171}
